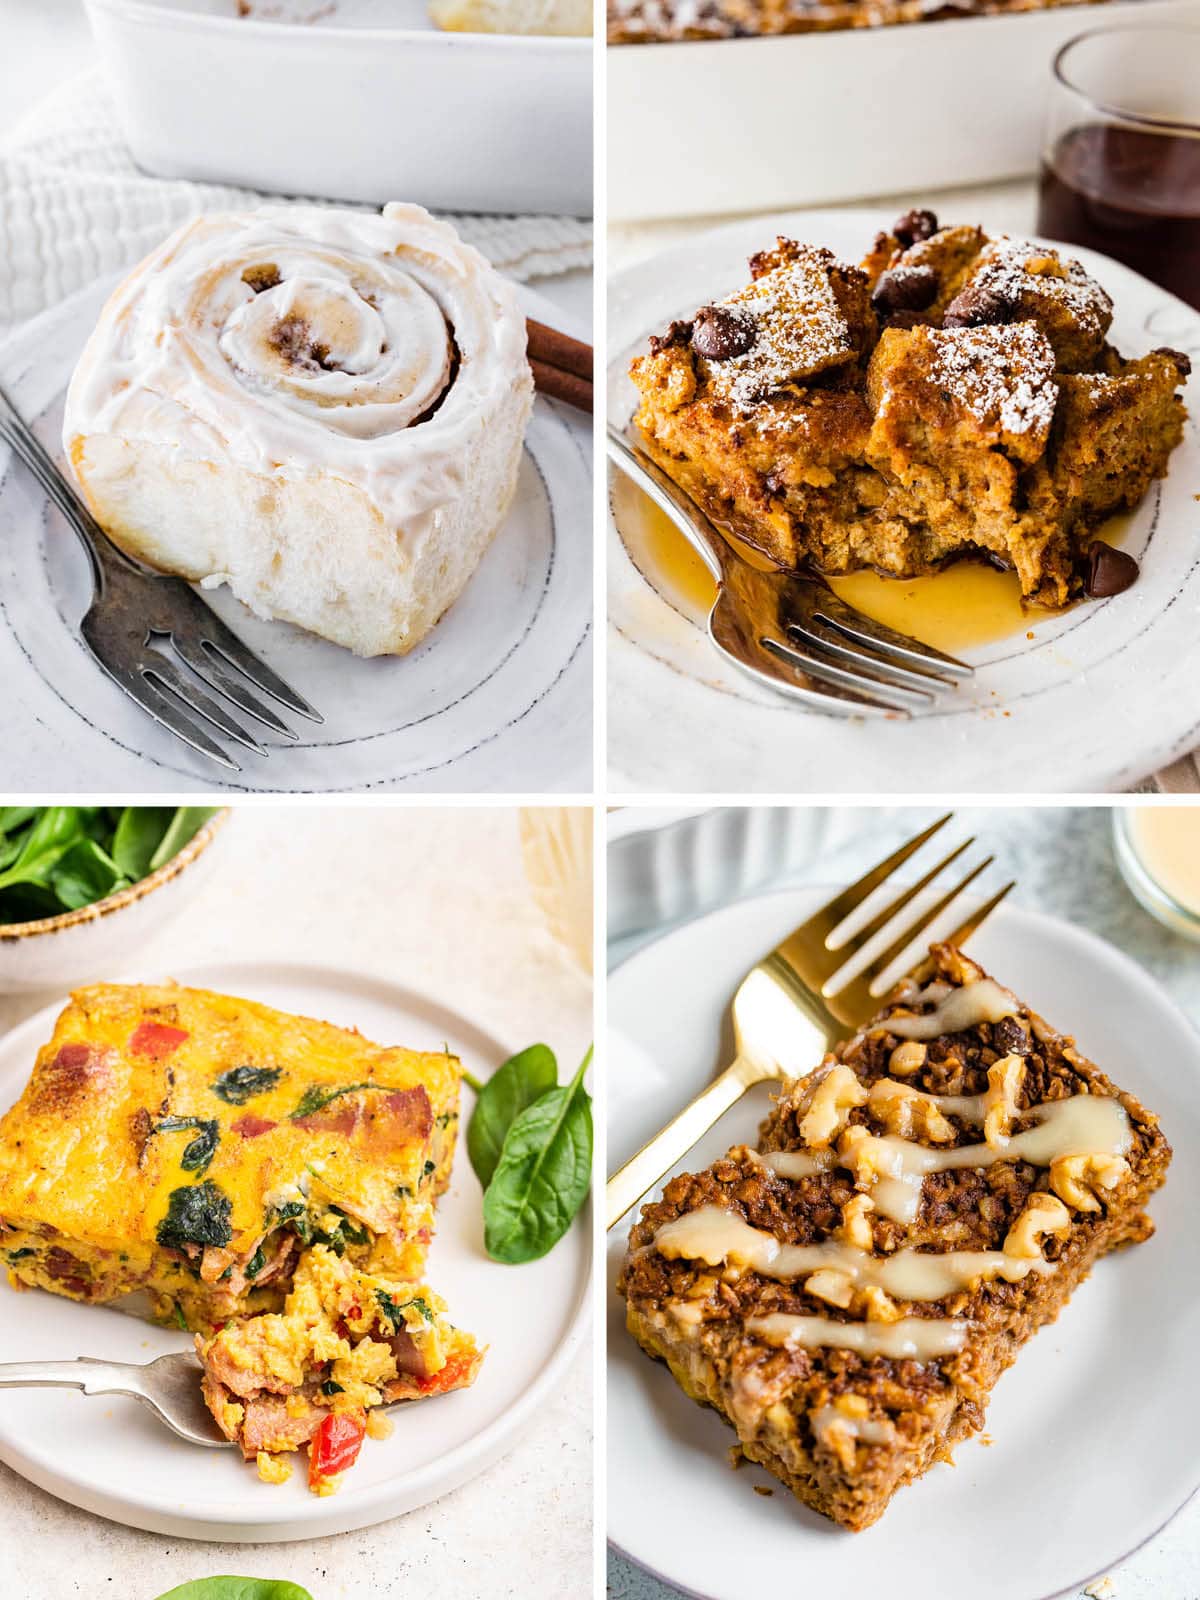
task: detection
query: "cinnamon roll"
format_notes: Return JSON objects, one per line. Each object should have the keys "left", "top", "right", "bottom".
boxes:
{"left": 63, "top": 203, "right": 534, "bottom": 657}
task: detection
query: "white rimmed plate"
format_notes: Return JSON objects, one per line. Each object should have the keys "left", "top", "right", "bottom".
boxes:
{"left": 607, "top": 889, "right": 1200, "bottom": 1599}
{"left": 607, "top": 210, "right": 1200, "bottom": 794}
{"left": 0, "top": 960, "right": 592, "bottom": 1541}
{"left": 0, "top": 276, "right": 592, "bottom": 794}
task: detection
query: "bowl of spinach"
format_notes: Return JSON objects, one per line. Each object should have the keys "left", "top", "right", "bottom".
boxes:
{"left": 0, "top": 807, "right": 229, "bottom": 993}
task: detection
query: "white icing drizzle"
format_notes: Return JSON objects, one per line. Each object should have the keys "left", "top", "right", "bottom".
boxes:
{"left": 845, "top": 1095, "right": 1131, "bottom": 1224}
{"left": 747, "top": 1314, "right": 968, "bottom": 1361}
{"left": 653, "top": 1205, "right": 1052, "bottom": 1300}
{"left": 758, "top": 1149, "right": 835, "bottom": 1180}
{"left": 64, "top": 202, "right": 530, "bottom": 524}
{"left": 876, "top": 979, "right": 1019, "bottom": 1041}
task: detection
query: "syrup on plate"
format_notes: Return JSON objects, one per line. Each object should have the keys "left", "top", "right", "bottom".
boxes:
{"left": 610, "top": 472, "right": 1102, "bottom": 657}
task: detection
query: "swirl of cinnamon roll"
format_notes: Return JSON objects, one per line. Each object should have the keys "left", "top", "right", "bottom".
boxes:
{"left": 64, "top": 203, "right": 534, "bottom": 657}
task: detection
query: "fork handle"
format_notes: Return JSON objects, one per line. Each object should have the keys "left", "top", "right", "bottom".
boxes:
{"left": 606, "top": 423, "right": 729, "bottom": 583}
{"left": 0, "top": 1357, "right": 133, "bottom": 1394}
{"left": 0, "top": 381, "right": 132, "bottom": 590}
{"left": 606, "top": 1054, "right": 772, "bottom": 1230}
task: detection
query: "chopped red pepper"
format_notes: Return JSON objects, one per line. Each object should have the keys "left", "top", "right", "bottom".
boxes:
{"left": 308, "top": 1411, "right": 366, "bottom": 1489}
{"left": 230, "top": 1113, "right": 277, "bottom": 1139}
{"left": 129, "top": 1021, "right": 189, "bottom": 1060}
{"left": 415, "top": 1350, "right": 477, "bottom": 1395}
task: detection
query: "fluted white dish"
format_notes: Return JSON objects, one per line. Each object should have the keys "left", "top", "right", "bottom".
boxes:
{"left": 607, "top": 806, "right": 832, "bottom": 938}
{"left": 83, "top": 0, "right": 592, "bottom": 216}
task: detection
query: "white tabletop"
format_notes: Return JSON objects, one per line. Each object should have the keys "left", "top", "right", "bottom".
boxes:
{"left": 0, "top": 806, "right": 593, "bottom": 1599}
{"left": 607, "top": 804, "right": 1200, "bottom": 1600}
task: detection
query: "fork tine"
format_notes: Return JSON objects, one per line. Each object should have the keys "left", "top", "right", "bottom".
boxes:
{"left": 85, "top": 655, "right": 241, "bottom": 773}
{"left": 789, "top": 616, "right": 966, "bottom": 693}
{"left": 760, "top": 636, "right": 934, "bottom": 713}
{"left": 166, "top": 632, "right": 299, "bottom": 740}
{"left": 812, "top": 589, "right": 974, "bottom": 680}
{"left": 142, "top": 655, "right": 268, "bottom": 757}
{"left": 829, "top": 837, "right": 974, "bottom": 956}
{"left": 827, "top": 855, "right": 995, "bottom": 1006}
{"left": 183, "top": 603, "right": 323, "bottom": 724}
{"left": 796, "top": 814, "right": 953, "bottom": 940}
{"left": 725, "top": 640, "right": 912, "bottom": 718}
{"left": 942, "top": 879, "right": 1016, "bottom": 947}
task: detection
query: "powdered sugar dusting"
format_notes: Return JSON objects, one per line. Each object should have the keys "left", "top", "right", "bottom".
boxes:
{"left": 971, "top": 237, "right": 1113, "bottom": 343}
{"left": 925, "top": 323, "right": 1058, "bottom": 440}
{"left": 702, "top": 248, "right": 854, "bottom": 415}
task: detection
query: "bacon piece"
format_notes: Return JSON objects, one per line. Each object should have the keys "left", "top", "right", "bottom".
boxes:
{"left": 294, "top": 1086, "right": 433, "bottom": 1157}
{"left": 129, "top": 1021, "right": 189, "bottom": 1059}
{"left": 238, "top": 1394, "right": 324, "bottom": 1458}
{"left": 30, "top": 1044, "right": 116, "bottom": 1115}
{"left": 231, "top": 1114, "right": 277, "bottom": 1139}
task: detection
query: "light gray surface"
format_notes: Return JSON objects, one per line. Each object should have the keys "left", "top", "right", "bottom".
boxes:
{"left": 0, "top": 807, "right": 593, "bottom": 1599}
{"left": 608, "top": 804, "right": 1200, "bottom": 1600}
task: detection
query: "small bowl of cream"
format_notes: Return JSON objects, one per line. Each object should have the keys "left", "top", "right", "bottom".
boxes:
{"left": 1113, "top": 807, "right": 1200, "bottom": 942}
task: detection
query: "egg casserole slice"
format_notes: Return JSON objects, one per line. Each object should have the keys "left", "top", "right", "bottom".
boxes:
{"left": 198, "top": 1242, "right": 484, "bottom": 1492}
{"left": 0, "top": 984, "right": 460, "bottom": 1332}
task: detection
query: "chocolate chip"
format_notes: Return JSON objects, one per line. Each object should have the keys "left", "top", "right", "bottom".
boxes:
{"left": 648, "top": 319, "right": 693, "bottom": 354}
{"left": 992, "top": 1017, "right": 1031, "bottom": 1057}
{"left": 942, "top": 280, "right": 1018, "bottom": 329}
{"left": 893, "top": 209, "right": 938, "bottom": 248}
{"left": 871, "top": 265, "right": 938, "bottom": 316}
{"left": 691, "top": 305, "right": 756, "bottom": 361}
{"left": 1084, "top": 540, "right": 1139, "bottom": 598}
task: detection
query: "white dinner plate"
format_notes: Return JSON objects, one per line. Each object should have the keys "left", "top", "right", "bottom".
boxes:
{"left": 0, "top": 960, "right": 592, "bottom": 1541}
{"left": 607, "top": 889, "right": 1200, "bottom": 1599}
{"left": 0, "top": 277, "right": 592, "bottom": 794}
{"left": 607, "top": 210, "right": 1200, "bottom": 794}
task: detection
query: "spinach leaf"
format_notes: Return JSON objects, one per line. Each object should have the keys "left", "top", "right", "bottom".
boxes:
{"left": 464, "top": 1044, "right": 558, "bottom": 1191}
{"left": 0, "top": 807, "right": 86, "bottom": 894}
{"left": 156, "top": 1181, "right": 233, "bottom": 1251}
{"left": 49, "top": 839, "right": 128, "bottom": 911}
{"left": 149, "top": 806, "right": 220, "bottom": 872}
{"left": 111, "top": 806, "right": 174, "bottom": 879}
{"left": 244, "top": 1242, "right": 267, "bottom": 1279}
{"left": 375, "top": 1288, "right": 433, "bottom": 1331}
{"left": 154, "top": 1116, "right": 220, "bottom": 1176}
{"left": 153, "top": 1581, "right": 313, "bottom": 1600}
{"left": 290, "top": 1082, "right": 375, "bottom": 1120}
{"left": 0, "top": 807, "right": 37, "bottom": 835}
{"left": 482, "top": 1046, "right": 593, "bottom": 1265}
{"left": 212, "top": 1065, "right": 282, "bottom": 1105}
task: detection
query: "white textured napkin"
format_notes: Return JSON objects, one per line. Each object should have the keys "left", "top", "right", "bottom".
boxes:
{"left": 0, "top": 67, "right": 593, "bottom": 333}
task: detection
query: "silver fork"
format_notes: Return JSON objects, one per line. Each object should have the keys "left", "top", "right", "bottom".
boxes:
{"left": 607, "top": 423, "right": 972, "bottom": 718}
{"left": 0, "top": 1353, "right": 228, "bottom": 1448}
{"left": 0, "top": 384, "right": 322, "bottom": 773}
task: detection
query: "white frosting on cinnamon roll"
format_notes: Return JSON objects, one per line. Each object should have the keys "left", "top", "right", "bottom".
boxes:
{"left": 65, "top": 202, "right": 529, "bottom": 523}
{"left": 63, "top": 203, "right": 536, "bottom": 658}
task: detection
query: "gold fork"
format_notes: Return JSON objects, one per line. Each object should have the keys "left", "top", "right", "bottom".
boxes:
{"left": 605, "top": 813, "right": 1014, "bottom": 1230}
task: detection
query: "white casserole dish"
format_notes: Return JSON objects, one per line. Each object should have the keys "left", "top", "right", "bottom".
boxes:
{"left": 608, "top": 0, "right": 1200, "bottom": 222}
{"left": 83, "top": 0, "right": 592, "bottom": 216}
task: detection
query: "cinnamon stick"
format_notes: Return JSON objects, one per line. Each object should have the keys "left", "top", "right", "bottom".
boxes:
{"left": 530, "top": 358, "right": 593, "bottom": 414}
{"left": 526, "top": 318, "right": 593, "bottom": 384}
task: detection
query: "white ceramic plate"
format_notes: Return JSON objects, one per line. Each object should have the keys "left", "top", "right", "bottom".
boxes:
{"left": 0, "top": 277, "right": 592, "bottom": 794}
{"left": 607, "top": 209, "right": 1200, "bottom": 794}
{"left": 607, "top": 890, "right": 1200, "bottom": 1599}
{"left": 0, "top": 960, "right": 592, "bottom": 1541}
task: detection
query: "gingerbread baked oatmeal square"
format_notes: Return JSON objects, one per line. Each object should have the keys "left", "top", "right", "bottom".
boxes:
{"left": 618, "top": 944, "right": 1171, "bottom": 1530}
{"left": 629, "top": 211, "right": 1189, "bottom": 608}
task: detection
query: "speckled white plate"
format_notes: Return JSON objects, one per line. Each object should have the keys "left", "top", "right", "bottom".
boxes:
{"left": 607, "top": 890, "right": 1200, "bottom": 1599}
{"left": 607, "top": 210, "right": 1200, "bottom": 794}
{"left": 0, "top": 961, "right": 592, "bottom": 1541}
{"left": 0, "top": 277, "right": 592, "bottom": 794}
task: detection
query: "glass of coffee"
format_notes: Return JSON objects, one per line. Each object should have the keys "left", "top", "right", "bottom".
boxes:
{"left": 1037, "top": 25, "right": 1200, "bottom": 310}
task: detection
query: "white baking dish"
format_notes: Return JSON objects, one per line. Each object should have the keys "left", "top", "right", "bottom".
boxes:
{"left": 84, "top": 0, "right": 592, "bottom": 216}
{"left": 608, "top": 0, "right": 1200, "bottom": 222}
